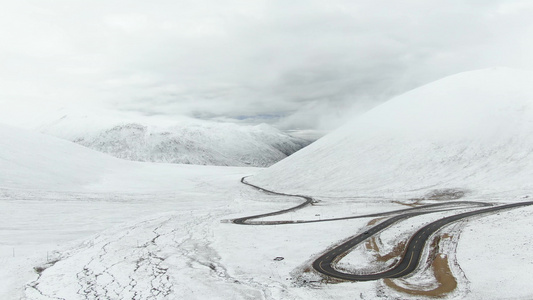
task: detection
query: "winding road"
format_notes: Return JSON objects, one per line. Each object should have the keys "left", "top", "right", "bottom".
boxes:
{"left": 313, "top": 201, "right": 533, "bottom": 281}
{"left": 232, "top": 177, "right": 533, "bottom": 282}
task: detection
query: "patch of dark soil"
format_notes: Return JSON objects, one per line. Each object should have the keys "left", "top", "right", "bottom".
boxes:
{"left": 422, "top": 189, "right": 468, "bottom": 201}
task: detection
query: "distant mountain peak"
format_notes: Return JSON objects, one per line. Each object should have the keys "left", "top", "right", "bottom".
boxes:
{"left": 5, "top": 109, "right": 312, "bottom": 167}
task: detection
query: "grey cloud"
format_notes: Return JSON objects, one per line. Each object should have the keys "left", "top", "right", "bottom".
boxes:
{"left": 1, "top": 1, "right": 533, "bottom": 130}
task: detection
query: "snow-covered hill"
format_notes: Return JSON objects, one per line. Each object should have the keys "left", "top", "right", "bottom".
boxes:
{"left": 0, "top": 122, "right": 259, "bottom": 299}
{"left": 0, "top": 123, "right": 122, "bottom": 191}
{"left": 0, "top": 122, "right": 255, "bottom": 192}
{"left": 3, "top": 68, "right": 533, "bottom": 300}
{"left": 70, "top": 121, "right": 309, "bottom": 167}
{"left": 249, "top": 68, "right": 533, "bottom": 198}
{"left": 0, "top": 108, "right": 310, "bottom": 167}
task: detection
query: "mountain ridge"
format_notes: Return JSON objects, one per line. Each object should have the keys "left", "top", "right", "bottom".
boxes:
{"left": 0, "top": 107, "right": 311, "bottom": 167}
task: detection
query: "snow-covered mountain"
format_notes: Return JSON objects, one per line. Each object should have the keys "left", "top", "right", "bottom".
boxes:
{"left": 249, "top": 68, "right": 533, "bottom": 198}
{"left": 0, "top": 123, "right": 123, "bottom": 191}
{"left": 0, "top": 122, "right": 255, "bottom": 192}
{"left": 70, "top": 122, "right": 310, "bottom": 167}
{"left": 3, "top": 68, "right": 533, "bottom": 300}
{"left": 0, "top": 108, "right": 311, "bottom": 167}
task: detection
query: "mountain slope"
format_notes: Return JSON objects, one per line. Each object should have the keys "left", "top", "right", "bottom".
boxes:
{"left": 248, "top": 68, "right": 533, "bottom": 198}
{"left": 0, "top": 123, "right": 255, "bottom": 192}
{"left": 0, "top": 123, "right": 124, "bottom": 191}
{"left": 1, "top": 109, "right": 310, "bottom": 167}
{"left": 70, "top": 121, "right": 310, "bottom": 167}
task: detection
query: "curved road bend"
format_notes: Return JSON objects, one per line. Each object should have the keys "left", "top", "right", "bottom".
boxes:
{"left": 234, "top": 177, "right": 490, "bottom": 225}
{"left": 233, "top": 177, "right": 533, "bottom": 281}
{"left": 233, "top": 177, "right": 314, "bottom": 225}
{"left": 313, "top": 201, "right": 533, "bottom": 281}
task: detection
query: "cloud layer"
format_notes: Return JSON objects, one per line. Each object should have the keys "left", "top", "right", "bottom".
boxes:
{"left": 2, "top": 1, "right": 533, "bottom": 129}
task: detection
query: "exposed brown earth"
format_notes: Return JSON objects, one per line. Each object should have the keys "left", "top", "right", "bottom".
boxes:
{"left": 384, "top": 234, "right": 457, "bottom": 297}
{"left": 384, "top": 252, "right": 457, "bottom": 297}
{"left": 364, "top": 216, "right": 458, "bottom": 297}
{"left": 392, "top": 200, "right": 421, "bottom": 207}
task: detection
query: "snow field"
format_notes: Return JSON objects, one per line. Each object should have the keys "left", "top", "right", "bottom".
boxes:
{"left": 455, "top": 205, "right": 533, "bottom": 300}
{"left": 4, "top": 173, "right": 533, "bottom": 299}
{"left": 4, "top": 68, "right": 533, "bottom": 299}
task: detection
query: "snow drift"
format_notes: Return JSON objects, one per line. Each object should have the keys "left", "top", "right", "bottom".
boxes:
{"left": 249, "top": 68, "right": 533, "bottom": 198}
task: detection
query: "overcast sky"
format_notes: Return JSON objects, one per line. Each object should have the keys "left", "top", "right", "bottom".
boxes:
{"left": 1, "top": 0, "right": 533, "bottom": 130}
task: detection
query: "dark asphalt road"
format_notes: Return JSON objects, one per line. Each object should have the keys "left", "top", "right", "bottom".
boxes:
{"left": 232, "top": 177, "right": 314, "bottom": 225}
{"left": 313, "top": 201, "right": 533, "bottom": 281}
{"left": 234, "top": 177, "right": 490, "bottom": 225}
{"left": 232, "top": 177, "right": 533, "bottom": 281}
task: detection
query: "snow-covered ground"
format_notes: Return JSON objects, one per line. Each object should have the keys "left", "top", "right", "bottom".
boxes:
{"left": 0, "top": 122, "right": 260, "bottom": 298}
{"left": 454, "top": 204, "right": 533, "bottom": 300}
{"left": 9, "top": 184, "right": 533, "bottom": 300}
{"left": 3, "top": 68, "right": 533, "bottom": 299}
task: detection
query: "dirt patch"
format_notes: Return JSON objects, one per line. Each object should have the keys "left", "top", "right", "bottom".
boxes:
{"left": 358, "top": 217, "right": 409, "bottom": 274}
{"left": 376, "top": 241, "right": 406, "bottom": 263}
{"left": 364, "top": 218, "right": 385, "bottom": 252}
{"left": 384, "top": 253, "right": 457, "bottom": 297}
{"left": 392, "top": 200, "right": 423, "bottom": 207}
{"left": 384, "top": 233, "right": 458, "bottom": 297}
{"left": 395, "top": 189, "right": 468, "bottom": 207}
{"left": 367, "top": 217, "right": 385, "bottom": 226}
{"left": 365, "top": 235, "right": 378, "bottom": 251}
{"left": 33, "top": 259, "right": 60, "bottom": 275}
{"left": 364, "top": 217, "right": 407, "bottom": 264}
{"left": 421, "top": 189, "right": 467, "bottom": 201}
{"left": 364, "top": 235, "right": 406, "bottom": 263}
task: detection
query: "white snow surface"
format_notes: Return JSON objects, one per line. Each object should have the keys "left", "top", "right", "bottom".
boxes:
{"left": 3, "top": 68, "right": 533, "bottom": 300}
{"left": 0, "top": 123, "right": 254, "bottom": 192}
{"left": 249, "top": 68, "right": 533, "bottom": 199}
{"left": 0, "top": 107, "right": 310, "bottom": 167}
{"left": 0, "top": 123, "right": 380, "bottom": 299}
